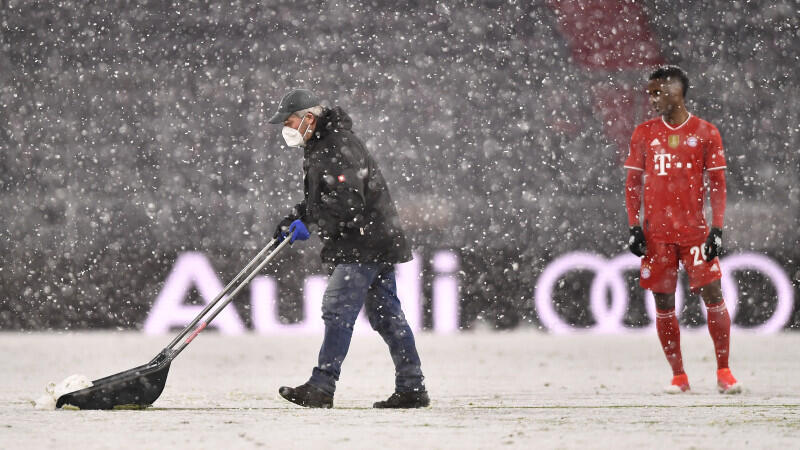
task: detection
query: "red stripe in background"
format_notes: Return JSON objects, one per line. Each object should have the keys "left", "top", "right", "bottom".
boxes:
{"left": 546, "top": 0, "right": 663, "bottom": 70}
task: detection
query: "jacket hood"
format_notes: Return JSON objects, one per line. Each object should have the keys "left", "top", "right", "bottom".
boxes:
{"left": 316, "top": 106, "right": 353, "bottom": 135}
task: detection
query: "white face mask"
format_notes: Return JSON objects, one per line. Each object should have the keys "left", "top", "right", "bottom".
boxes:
{"left": 281, "top": 115, "right": 312, "bottom": 147}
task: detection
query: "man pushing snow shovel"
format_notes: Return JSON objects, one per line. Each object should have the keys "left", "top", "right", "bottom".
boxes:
{"left": 268, "top": 89, "right": 429, "bottom": 409}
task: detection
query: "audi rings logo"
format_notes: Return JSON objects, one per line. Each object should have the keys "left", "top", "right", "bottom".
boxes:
{"left": 535, "top": 252, "right": 795, "bottom": 334}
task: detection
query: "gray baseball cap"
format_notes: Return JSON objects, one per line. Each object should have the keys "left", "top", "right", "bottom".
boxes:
{"left": 267, "top": 88, "right": 320, "bottom": 124}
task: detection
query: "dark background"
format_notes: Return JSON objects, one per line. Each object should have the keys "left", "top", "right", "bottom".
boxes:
{"left": 1, "top": 0, "right": 798, "bottom": 331}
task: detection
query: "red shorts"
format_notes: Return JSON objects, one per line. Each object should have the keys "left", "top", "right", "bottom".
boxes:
{"left": 639, "top": 239, "right": 722, "bottom": 293}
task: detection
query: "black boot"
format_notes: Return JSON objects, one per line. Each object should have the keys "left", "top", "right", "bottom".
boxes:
{"left": 373, "top": 390, "right": 430, "bottom": 409}
{"left": 278, "top": 383, "right": 333, "bottom": 408}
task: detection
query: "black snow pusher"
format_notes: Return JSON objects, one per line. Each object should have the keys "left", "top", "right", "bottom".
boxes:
{"left": 56, "top": 237, "right": 290, "bottom": 410}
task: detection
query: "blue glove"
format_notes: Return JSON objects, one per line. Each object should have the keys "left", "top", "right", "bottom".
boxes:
{"left": 288, "top": 219, "right": 310, "bottom": 243}
{"left": 273, "top": 216, "right": 293, "bottom": 242}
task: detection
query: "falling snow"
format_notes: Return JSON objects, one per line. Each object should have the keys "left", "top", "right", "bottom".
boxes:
{"left": 0, "top": 1, "right": 798, "bottom": 332}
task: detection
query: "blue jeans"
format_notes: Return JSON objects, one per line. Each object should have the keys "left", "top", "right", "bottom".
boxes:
{"left": 307, "top": 263, "right": 425, "bottom": 395}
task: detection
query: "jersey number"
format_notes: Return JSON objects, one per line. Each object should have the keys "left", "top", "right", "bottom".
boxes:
{"left": 689, "top": 245, "right": 707, "bottom": 266}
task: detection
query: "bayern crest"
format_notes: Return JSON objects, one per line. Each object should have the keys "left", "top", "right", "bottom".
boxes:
{"left": 641, "top": 267, "right": 651, "bottom": 279}
{"left": 687, "top": 136, "right": 699, "bottom": 147}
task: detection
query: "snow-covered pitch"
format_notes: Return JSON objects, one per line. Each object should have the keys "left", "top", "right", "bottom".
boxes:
{"left": 3, "top": 331, "right": 798, "bottom": 448}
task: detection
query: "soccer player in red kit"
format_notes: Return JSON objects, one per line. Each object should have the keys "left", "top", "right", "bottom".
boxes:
{"left": 624, "top": 66, "right": 741, "bottom": 394}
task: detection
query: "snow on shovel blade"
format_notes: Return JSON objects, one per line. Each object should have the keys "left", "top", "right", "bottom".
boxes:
{"left": 56, "top": 353, "right": 171, "bottom": 410}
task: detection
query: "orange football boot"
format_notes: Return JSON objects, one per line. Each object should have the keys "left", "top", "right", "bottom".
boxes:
{"left": 665, "top": 373, "right": 690, "bottom": 393}
{"left": 717, "top": 368, "right": 742, "bottom": 394}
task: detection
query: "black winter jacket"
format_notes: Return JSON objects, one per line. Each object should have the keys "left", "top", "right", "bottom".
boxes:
{"left": 284, "top": 107, "right": 412, "bottom": 265}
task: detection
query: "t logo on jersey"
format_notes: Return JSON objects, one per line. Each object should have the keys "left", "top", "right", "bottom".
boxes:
{"left": 668, "top": 134, "right": 680, "bottom": 148}
{"left": 653, "top": 153, "right": 673, "bottom": 176}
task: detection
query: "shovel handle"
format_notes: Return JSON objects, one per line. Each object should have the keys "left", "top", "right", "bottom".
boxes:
{"left": 169, "top": 237, "right": 291, "bottom": 358}
{"left": 185, "top": 321, "right": 207, "bottom": 344}
{"left": 165, "top": 238, "right": 279, "bottom": 350}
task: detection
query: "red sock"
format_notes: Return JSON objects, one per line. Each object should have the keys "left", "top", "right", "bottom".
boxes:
{"left": 655, "top": 308, "right": 684, "bottom": 376}
{"left": 706, "top": 300, "right": 731, "bottom": 369}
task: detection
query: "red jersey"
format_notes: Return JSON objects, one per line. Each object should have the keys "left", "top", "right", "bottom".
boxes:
{"left": 624, "top": 114, "right": 726, "bottom": 244}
